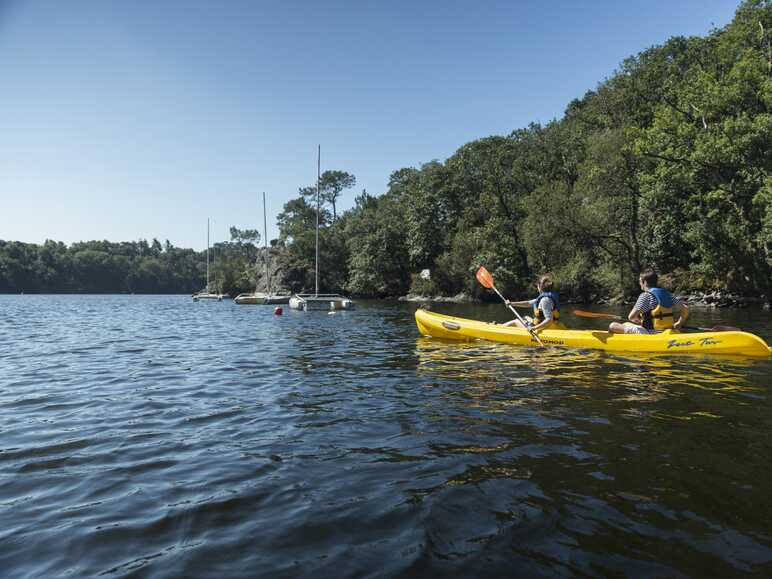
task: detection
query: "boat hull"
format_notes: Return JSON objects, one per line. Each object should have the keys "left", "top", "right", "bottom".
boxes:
{"left": 234, "top": 296, "right": 260, "bottom": 304}
{"left": 193, "top": 292, "right": 224, "bottom": 301}
{"left": 263, "top": 295, "right": 291, "bottom": 304}
{"left": 234, "top": 292, "right": 265, "bottom": 304}
{"left": 415, "top": 309, "right": 772, "bottom": 357}
{"left": 235, "top": 292, "right": 290, "bottom": 305}
{"left": 289, "top": 294, "right": 354, "bottom": 311}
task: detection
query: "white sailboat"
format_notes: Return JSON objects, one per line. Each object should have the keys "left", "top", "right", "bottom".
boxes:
{"left": 233, "top": 292, "right": 266, "bottom": 304}
{"left": 235, "top": 192, "right": 291, "bottom": 305}
{"left": 289, "top": 146, "right": 354, "bottom": 312}
{"left": 193, "top": 218, "right": 225, "bottom": 301}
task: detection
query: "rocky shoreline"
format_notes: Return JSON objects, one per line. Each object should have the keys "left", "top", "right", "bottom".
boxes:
{"left": 398, "top": 293, "right": 472, "bottom": 303}
{"left": 398, "top": 291, "right": 770, "bottom": 309}
{"left": 678, "top": 291, "right": 769, "bottom": 309}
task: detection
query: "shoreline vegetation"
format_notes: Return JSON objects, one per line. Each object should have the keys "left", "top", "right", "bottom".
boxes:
{"left": 2, "top": 1, "right": 771, "bottom": 307}
{"left": 399, "top": 290, "right": 770, "bottom": 309}
{"left": 2, "top": 288, "right": 768, "bottom": 310}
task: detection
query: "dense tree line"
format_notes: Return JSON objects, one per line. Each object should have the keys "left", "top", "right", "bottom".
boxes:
{"left": 277, "top": 0, "right": 772, "bottom": 303}
{"left": 0, "top": 239, "right": 195, "bottom": 293}
{"left": 0, "top": 233, "right": 268, "bottom": 295}
{"left": 3, "top": 2, "right": 770, "bottom": 302}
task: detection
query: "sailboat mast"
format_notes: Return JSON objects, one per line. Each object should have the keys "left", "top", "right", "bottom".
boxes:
{"left": 263, "top": 191, "right": 270, "bottom": 295}
{"left": 206, "top": 218, "right": 210, "bottom": 292}
{"left": 315, "top": 144, "right": 320, "bottom": 297}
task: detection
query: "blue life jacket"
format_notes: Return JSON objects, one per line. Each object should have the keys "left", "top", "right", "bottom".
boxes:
{"left": 533, "top": 291, "right": 560, "bottom": 323}
{"left": 643, "top": 287, "right": 674, "bottom": 330}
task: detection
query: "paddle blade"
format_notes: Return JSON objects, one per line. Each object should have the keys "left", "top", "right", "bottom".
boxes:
{"left": 708, "top": 325, "right": 742, "bottom": 332}
{"left": 573, "top": 309, "right": 622, "bottom": 321}
{"left": 475, "top": 266, "right": 495, "bottom": 289}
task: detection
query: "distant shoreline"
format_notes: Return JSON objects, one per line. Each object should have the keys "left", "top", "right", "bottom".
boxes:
{"left": 1, "top": 292, "right": 193, "bottom": 296}
{"left": 2, "top": 292, "right": 769, "bottom": 309}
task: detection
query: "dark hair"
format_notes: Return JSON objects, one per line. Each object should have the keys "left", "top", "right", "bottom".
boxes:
{"left": 537, "top": 275, "right": 553, "bottom": 291}
{"left": 639, "top": 268, "right": 658, "bottom": 287}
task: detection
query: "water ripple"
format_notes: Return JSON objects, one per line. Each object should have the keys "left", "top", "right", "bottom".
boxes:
{"left": 0, "top": 296, "right": 770, "bottom": 577}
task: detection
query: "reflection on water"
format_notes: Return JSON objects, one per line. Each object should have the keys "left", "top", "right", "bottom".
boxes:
{"left": 412, "top": 334, "right": 772, "bottom": 575}
{"left": 416, "top": 337, "right": 764, "bottom": 403}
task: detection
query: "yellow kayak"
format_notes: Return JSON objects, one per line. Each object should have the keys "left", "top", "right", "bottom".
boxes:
{"left": 415, "top": 308, "right": 772, "bottom": 357}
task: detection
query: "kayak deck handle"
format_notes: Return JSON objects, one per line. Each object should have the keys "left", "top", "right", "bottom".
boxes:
{"left": 442, "top": 321, "right": 461, "bottom": 331}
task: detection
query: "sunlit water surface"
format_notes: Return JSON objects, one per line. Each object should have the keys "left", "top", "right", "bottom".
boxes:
{"left": 1, "top": 295, "right": 771, "bottom": 577}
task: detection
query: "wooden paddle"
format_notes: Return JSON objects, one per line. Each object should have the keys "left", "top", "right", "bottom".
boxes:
{"left": 573, "top": 309, "right": 622, "bottom": 320}
{"left": 476, "top": 266, "right": 544, "bottom": 346}
{"left": 572, "top": 309, "right": 740, "bottom": 332}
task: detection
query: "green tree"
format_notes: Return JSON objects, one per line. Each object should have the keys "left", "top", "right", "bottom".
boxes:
{"left": 320, "top": 170, "right": 356, "bottom": 221}
{"left": 299, "top": 170, "right": 356, "bottom": 221}
{"left": 345, "top": 190, "right": 410, "bottom": 296}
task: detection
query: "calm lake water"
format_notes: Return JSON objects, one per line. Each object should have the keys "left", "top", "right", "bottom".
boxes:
{"left": 1, "top": 295, "right": 771, "bottom": 577}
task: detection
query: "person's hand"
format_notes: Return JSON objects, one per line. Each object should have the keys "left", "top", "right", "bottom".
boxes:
{"left": 505, "top": 300, "right": 511, "bottom": 306}
{"left": 673, "top": 320, "right": 682, "bottom": 330}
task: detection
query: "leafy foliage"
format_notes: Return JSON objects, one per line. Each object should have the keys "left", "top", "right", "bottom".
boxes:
{"left": 0, "top": 239, "right": 203, "bottom": 293}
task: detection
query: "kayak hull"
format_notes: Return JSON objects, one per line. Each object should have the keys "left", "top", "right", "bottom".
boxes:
{"left": 415, "top": 309, "right": 772, "bottom": 357}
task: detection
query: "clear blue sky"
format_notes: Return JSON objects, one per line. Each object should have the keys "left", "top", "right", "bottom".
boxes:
{"left": 0, "top": 0, "right": 739, "bottom": 249}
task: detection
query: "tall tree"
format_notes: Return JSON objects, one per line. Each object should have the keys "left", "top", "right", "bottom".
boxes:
{"left": 320, "top": 170, "right": 356, "bottom": 221}
{"left": 300, "top": 171, "right": 356, "bottom": 221}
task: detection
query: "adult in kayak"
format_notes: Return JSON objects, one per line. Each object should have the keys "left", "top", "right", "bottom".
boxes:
{"left": 503, "top": 275, "right": 562, "bottom": 330}
{"left": 609, "top": 268, "right": 689, "bottom": 334}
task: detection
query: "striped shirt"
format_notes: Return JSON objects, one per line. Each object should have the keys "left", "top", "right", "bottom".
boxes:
{"left": 632, "top": 292, "right": 684, "bottom": 314}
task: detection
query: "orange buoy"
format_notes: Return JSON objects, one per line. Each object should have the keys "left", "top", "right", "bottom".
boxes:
{"left": 274, "top": 306, "right": 283, "bottom": 315}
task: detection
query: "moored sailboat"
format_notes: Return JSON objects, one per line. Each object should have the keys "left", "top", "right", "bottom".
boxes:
{"left": 289, "top": 145, "right": 354, "bottom": 312}
{"left": 193, "top": 218, "right": 226, "bottom": 301}
{"left": 234, "top": 192, "right": 291, "bottom": 305}
{"left": 289, "top": 293, "right": 354, "bottom": 311}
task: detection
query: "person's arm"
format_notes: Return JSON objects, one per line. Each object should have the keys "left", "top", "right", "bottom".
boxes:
{"left": 531, "top": 299, "right": 553, "bottom": 330}
{"left": 531, "top": 318, "right": 551, "bottom": 330}
{"left": 505, "top": 300, "right": 532, "bottom": 308}
{"left": 627, "top": 293, "right": 649, "bottom": 325}
{"left": 673, "top": 301, "right": 689, "bottom": 330}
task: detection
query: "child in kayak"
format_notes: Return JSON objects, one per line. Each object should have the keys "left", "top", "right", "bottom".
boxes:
{"left": 609, "top": 268, "right": 689, "bottom": 334}
{"left": 503, "top": 275, "right": 561, "bottom": 330}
